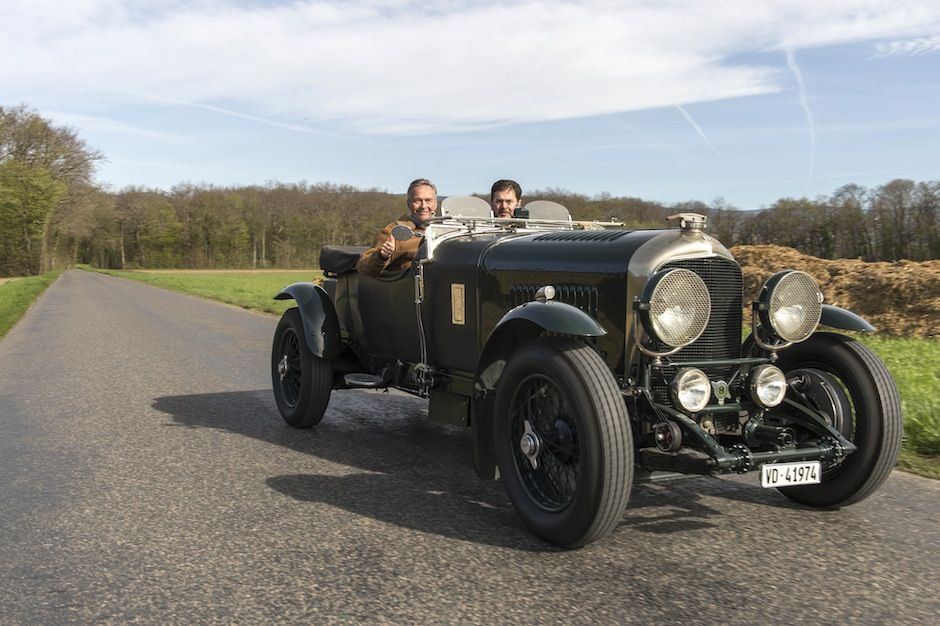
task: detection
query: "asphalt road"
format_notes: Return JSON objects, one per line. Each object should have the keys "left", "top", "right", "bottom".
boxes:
{"left": 1, "top": 270, "right": 937, "bottom": 625}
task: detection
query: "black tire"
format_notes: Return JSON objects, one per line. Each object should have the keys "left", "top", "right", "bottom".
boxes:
{"left": 774, "top": 332, "right": 903, "bottom": 507}
{"left": 271, "top": 307, "right": 333, "bottom": 428}
{"left": 494, "top": 337, "right": 633, "bottom": 548}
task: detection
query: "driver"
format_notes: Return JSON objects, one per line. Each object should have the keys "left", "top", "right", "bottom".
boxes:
{"left": 490, "top": 179, "right": 522, "bottom": 218}
{"left": 356, "top": 178, "right": 438, "bottom": 277}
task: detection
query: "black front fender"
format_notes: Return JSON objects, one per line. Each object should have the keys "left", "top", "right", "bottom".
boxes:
{"left": 470, "top": 301, "right": 607, "bottom": 481}
{"left": 496, "top": 300, "right": 607, "bottom": 337}
{"left": 274, "top": 282, "right": 342, "bottom": 358}
{"left": 820, "top": 304, "right": 876, "bottom": 332}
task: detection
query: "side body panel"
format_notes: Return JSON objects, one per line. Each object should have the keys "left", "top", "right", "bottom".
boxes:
{"left": 420, "top": 233, "right": 501, "bottom": 373}
{"left": 354, "top": 270, "right": 422, "bottom": 364}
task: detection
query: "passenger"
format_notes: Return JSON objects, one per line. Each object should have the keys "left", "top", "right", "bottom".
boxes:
{"left": 490, "top": 179, "right": 522, "bottom": 218}
{"left": 356, "top": 178, "right": 438, "bottom": 278}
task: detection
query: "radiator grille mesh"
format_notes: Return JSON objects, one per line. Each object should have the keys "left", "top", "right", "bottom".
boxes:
{"left": 650, "top": 257, "right": 743, "bottom": 404}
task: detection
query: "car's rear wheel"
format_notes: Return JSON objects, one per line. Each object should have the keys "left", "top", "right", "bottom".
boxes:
{"left": 494, "top": 337, "right": 633, "bottom": 548}
{"left": 773, "top": 332, "right": 902, "bottom": 507}
{"left": 271, "top": 307, "right": 333, "bottom": 428}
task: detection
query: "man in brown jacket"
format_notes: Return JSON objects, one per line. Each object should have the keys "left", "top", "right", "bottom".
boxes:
{"left": 356, "top": 178, "right": 438, "bottom": 278}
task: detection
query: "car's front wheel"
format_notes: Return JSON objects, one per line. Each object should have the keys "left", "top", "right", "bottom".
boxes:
{"left": 271, "top": 307, "right": 333, "bottom": 428}
{"left": 773, "top": 332, "right": 903, "bottom": 507}
{"left": 494, "top": 337, "right": 633, "bottom": 548}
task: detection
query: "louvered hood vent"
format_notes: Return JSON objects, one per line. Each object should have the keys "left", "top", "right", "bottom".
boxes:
{"left": 510, "top": 283, "right": 599, "bottom": 317}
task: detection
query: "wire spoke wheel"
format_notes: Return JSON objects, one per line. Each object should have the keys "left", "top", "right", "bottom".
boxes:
{"left": 509, "top": 376, "right": 580, "bottom": 511}
{"left": 495, "top": 337, "right": 633, "bottom": 548}
{"left": 278, "top": 328, "right": 303, "bottom": 407}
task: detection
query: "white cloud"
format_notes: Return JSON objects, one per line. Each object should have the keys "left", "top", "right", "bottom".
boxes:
{"left": 3, "top": 0, "right": 940, "bottom": 134}
{"left": 875, "top": 35, "right": 940, "bottom": 56}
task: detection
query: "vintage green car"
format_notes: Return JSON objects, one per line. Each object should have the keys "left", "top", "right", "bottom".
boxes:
{"left": 271, "top": 197, "right": 902, "bottom": 548}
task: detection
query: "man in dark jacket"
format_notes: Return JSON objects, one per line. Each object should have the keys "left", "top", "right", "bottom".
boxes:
{"left": 356, "top": 178, "right": 437, "bottom": 277}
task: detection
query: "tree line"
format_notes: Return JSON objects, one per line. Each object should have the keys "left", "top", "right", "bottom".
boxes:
{"left": 2, "top": 105, "right": 938, "bottom": 277}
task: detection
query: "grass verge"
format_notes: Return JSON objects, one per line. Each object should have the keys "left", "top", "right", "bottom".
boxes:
{"left": 0, "top": 271, "right": 62, "bottom": 339}
{"left": 87, "top": 267, "right": 322, "bottom": 316}
{"left": 85, "top": 267, "right": 939, "bottom": 479}
{"left": 897, "top": 449, "right": 940, "bottom": 480}
{"left": 856, "top": 334, "right": 940, "bottom": 478}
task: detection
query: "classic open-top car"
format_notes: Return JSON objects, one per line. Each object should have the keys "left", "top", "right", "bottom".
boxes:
{"left": 270, "top": 197, "right": 903, "bottom": 548}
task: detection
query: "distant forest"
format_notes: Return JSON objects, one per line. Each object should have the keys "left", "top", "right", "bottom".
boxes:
{"left": 2, "top": 104, "right": 939, "bottom": 277}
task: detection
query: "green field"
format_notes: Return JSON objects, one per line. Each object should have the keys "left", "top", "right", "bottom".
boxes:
{"left": 0, "top": 271, "right": 61, "bottom": 339}
{"left": 35, "top": 267, "right": 940, "bottom": 479}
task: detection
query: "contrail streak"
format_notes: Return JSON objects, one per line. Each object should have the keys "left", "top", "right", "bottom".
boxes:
{"left": 122, "top": 90, "right": 352, "bottom": 140}
{"left": 675, "top": 105, "right": 721, "bottom": 156}
{"left": 785, "top": 48, "right": 816, "bottom": 192}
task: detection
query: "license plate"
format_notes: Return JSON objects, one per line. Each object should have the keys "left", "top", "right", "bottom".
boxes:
{"left": 760, "top": 461, "right": 821, "bottom": 488}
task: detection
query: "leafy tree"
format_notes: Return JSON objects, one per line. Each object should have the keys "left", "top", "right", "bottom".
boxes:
{"left": 0, "top": 104, "right": 103, "bottom": 273}
{"left": 0, "top": 161, "right": 65, "bottom": 276}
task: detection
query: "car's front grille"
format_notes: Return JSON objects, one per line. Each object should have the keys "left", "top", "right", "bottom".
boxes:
{"left": 511, "top": 284, "right": 599, "bottom": 318}
{"left": 650, "top": 257, "right": 743, "bottom": 404}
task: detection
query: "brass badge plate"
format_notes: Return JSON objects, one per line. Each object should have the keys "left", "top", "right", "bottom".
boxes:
{"left": 451, "top": 284, "right": 465, "bottom": 325}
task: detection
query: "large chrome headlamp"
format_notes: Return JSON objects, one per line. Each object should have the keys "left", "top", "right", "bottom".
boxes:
{"left": 637, "top": 268, "right": 711, "bottom": 348}
{"left": 756, "top": 270, "right": 822, "bottom": 343}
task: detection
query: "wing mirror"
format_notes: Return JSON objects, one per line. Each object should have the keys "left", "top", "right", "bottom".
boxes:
{"left": 391, "top": 225, "right": 415, "bottom": 241}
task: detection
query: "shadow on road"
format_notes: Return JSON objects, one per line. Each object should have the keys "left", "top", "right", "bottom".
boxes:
{"left": 152, "top": 389, "right": 553, "bottom": 550}
{"left": 619, "top": 485, "right": 724, "bottom": 534}
{"left": 619, "top": 475, "right": 812, "bottom": 535}
{"left": 265, "top": 473, "right": 550, "bottom": 550}
{"left": 151, "top": 388, "right": 799, "bottom": 546}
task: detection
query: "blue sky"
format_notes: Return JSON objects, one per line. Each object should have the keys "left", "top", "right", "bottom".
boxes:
{"left": 3, "top": 0, "right": 940, "bottom": 209}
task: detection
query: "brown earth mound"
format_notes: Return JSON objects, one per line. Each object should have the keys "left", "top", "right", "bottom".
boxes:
{"left": 730, "top": 245, "right": 940, "bottom": 338}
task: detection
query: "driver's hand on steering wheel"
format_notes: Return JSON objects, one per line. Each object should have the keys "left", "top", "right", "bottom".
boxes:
{"left": 379, "top": 238, "right": 395, "bottom": 261}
